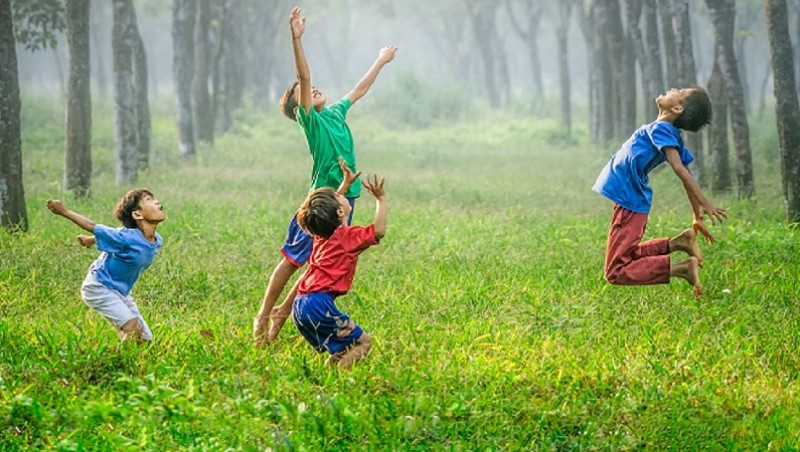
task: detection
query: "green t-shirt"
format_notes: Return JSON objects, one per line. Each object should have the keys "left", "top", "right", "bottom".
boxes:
{"left": 296, "top": 98, "right": 360, "bottom": 198}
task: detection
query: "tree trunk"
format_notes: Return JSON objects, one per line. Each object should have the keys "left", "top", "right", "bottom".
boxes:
{"left": 641, "top": 0, "right": 664, "bottom": 118}
{"left": 658, "top": 0, "right": 679, "bottom": 88}
{"left": 556, "top": 1, "right": 572, "bottom": 137}
{"left": 90, "top": 0, "right": 108, "bottom": 95}
{"left": 65, "top": 0, "right": 92, "bottom": 198}
{"left": 795, "top": 0, "right": 800, "bottom": 94}
{"left": 193, "top": 0, "right": 212, "bottom": 143}
{"left": 672, "top": 0, "right": 704, "bottom": 186}
{"left": 579, "top": 2, "right": 602, "bottom": 143}
{"left": 708, "top": 56, "right": 732, "bottom": 194}
{"left": 706, "top": 0, "right": 755, "bottom": 199}
{"left": 596, "top": 0, "right": 618, "bottom": 144}
{"left": 173, "top": 0, "right": 196, "bottom": 158}
{"left": 765, "top": 0, "right": 800, "bottom": 222}
{"left": 0, "top": 0, "right": 27, "bottom": 233}
{"left": 112, "top": 0, "right": 139, "bottom": 185}
{"left": 132, "top": 21, "right": 150, "bottom": 171}
{"left": 467, "top": 2, "right": 501, "bottom": 108}
{"left": 607, "top": 0, "right": 636, "bottom": 140}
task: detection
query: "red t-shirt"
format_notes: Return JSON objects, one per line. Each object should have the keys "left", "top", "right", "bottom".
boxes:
{"left": 298, "top": 224, "right": 379, "bottom": 296}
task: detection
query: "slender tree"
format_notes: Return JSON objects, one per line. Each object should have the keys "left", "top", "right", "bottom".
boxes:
{"left": 556, "top": 0, "right": 573, "bottom": 137}
{"left": 706, "top": 0, "right": 756, "bottom": 199}
{"left": 579, "top": 1, "right": 603, "bottom": 143}
{"left": 595, "top": 0, "right": 617, "bottom": 144}
{"left": 672, "top": 0, "right": 704, "bottom": 185}
{"left": 193, "top": 0, "right": 212, "bottom": 143}
{"left": 173, "top": 0, "right": 196, "bottom": 157}
{"left": 112, "top": 0, "right": 139, "bottom": 184}
{"left": 641, "top": 0, "right": 664, "bottom": 117}
{"left": 658, "top": 0, "right": 679, "bottom": 88}
{"left": 132, "top": 24, "right": 150, "bottom": 170}
{"left": 64, "top": 0, "right": 92, "bottom": 197}
{"left": 607, "top": 0, "right": 636, "bottom": 140}
{"left": 765, "top": 0, "right": 800, "bottom": 222}
{"left": 466, "top": 1, "right": 502, "bottom": 108}
{"left": 504, "top": 0, "right": 544, "bottom": 103}
{"left": 0, "top": 0, "right": 27, "bottom": 232}
{"left": 707, "top": 56, "right": 732, "bottom": 194}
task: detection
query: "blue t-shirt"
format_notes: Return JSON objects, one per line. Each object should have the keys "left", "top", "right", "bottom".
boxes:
{"left": 592, "top": 121, "right": 694, "bottom": 213}
{"left": 89, "top": 224, "right": 162, "bottom": 296}
{"left": 296, "top": 98, "right": 361, "bottom": 198}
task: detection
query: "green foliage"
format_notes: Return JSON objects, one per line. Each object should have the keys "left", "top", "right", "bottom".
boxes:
{"left": 2, "top": 96, "right": 799, "bottom": 449}
{"left": 11, "top": 0, "right": 65, "bottom": 52}
{"left": 369, "top": 68, "right": 477, "bottom": 128}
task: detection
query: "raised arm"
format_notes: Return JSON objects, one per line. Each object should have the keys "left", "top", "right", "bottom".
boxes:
{"left": 665, "top": 148, "right": 727, "bottom": 242}
{"left": 362, "top": 174, "right": 387, "bottom": 240}
{"left": 345, "top": 46, "right": 397, "bottom": 106}
{"left": 336, "top": 157, "right": 362, "bottom": 195}
{"left": 290, "top": 7, "right": 312, "bottom": 115}
{"left": 46, "top": 199, "right": 96, "bottom": 233}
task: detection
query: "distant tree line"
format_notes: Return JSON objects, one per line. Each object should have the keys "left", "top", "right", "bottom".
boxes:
{"left": 1, "top": 0, "right": 799, "bottom": 234}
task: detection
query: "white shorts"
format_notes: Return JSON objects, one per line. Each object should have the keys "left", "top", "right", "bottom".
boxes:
{"left": 81, "top": 272, "right": 153, "bottom": 341}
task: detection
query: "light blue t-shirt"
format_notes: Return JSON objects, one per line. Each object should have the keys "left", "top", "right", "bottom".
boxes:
{"left": 296, "top": 97, "right": 361, "bottom": 198}
{"left": 89, "top": 224, "right": 162, "bottom": 296}
{"left": 592, "top": 121, "right": 694, "bottom": 213}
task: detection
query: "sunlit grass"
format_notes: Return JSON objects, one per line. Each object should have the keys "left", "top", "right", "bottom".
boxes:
{"left": 1, "top": 98, "right": 799, "bottom": 449}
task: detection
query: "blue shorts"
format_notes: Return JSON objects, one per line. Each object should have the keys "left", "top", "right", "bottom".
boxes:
{"left": 292, "top": 292, "right": 363, "bottom": 354}
{"left": 281, "top": 197, "right": 356, "bottom": 267}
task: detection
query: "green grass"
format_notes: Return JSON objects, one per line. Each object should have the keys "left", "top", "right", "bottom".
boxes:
{"left": 1, "top": 97, "right": 799, "bottom": 450}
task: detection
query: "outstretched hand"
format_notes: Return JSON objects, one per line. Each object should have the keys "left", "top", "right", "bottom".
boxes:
{"left": 692, "top": 219, "right": 715, "bottom": 244}
{"left": 46, "top": 199, "right": 67, "bottom": 216}
{"left": 339, "top": 157, "right": 361, "bottom": 187}
{"left": 290, "top": 7, "right": 305, "bottom": 39}
{"left": 362, "top": 174, "right": 385, "bottom": 200}
{"left": 377, "top": 46, "right": 398, "bottom": 64}
{"left": 700, "top": 204, "right": 728, "bottom": 226}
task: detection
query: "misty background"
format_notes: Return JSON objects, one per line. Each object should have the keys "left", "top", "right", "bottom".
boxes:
{"left": 14, "top": 1, "right": 778, "bottom": 123}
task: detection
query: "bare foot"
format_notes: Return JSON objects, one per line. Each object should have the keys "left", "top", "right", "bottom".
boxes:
{"left": 266, "top": 307, "right": 290, "bottom": 343}
{"left": 671, "top": 228, "right": 703, "bottom": 267}
{"left": 670, "top": 256, "right": 703, "bottom": 300}
{"left": 253, "top": 315, "right": 269, "bottom": 348}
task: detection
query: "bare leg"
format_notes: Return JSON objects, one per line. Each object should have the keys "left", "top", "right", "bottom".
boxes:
{"left": 331, "top": 333, "right": 373, "bottom": 370}
{"left": 266, "top": 277, "right": 301, "bottom": 343}
{"left": 670, "top": 256, "right": 702, "bottom": 300}
{"left": 669, "top": 228, "right": 703, "bottom": 267}
{"left": 253, "top": 258, "right": 299, "bottom": 347}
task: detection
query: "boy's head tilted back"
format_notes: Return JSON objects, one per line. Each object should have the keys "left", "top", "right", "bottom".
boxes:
{"left": 674, "top": 87, "right": 712, "bottom": 132}
{"left": 658, "top": 86, "right": 712, "bottom": 132}
{"left": 279, "top": 81, "right": 300, "bottom": 121}
{"left": 297, "top": 187, "right": 345, "bottom": 239}
{"left": 114, "top": 188, "right": 154, "bottom": 229}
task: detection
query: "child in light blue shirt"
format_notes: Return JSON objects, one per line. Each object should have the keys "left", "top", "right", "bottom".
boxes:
{"left": 47, "top": 189, "right": 165, "bottom": 341}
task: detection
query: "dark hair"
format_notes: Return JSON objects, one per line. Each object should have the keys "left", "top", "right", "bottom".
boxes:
{"left": 278, "top": 81, "right": 299, "bottom": 121}
{"left": 113, "top": 188, "right": 153, "bottom": 229}
{"left": 673, "top": 87, "right": 712, "bottom": 132}
{"left": 297, "top": 188, "right": 341, "bottom": 239}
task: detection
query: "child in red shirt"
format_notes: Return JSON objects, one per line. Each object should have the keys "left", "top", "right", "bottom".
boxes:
{"left": 292, "top": 174, "right": 387, "bottom": 369}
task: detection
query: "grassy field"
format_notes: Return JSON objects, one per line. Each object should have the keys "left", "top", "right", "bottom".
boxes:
{"left": 2, "top": 96, "right": 799, "bottom": 450}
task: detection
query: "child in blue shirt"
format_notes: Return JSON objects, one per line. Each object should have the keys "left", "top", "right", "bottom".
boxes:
{"left": 593, "top": 87, "right": 727, "bottom": 299}
{"left": 47, "top": 189, "right": 165, "bottom": 341}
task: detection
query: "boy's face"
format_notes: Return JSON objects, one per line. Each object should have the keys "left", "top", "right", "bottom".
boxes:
{"left": 655, "top": 88, "right": 693, "bottom": 113}
{"left": 335, "top": 193, "right": 351, "bottom": 225}
{"left": 133, "top": 194, "right": 166, "bottom": 224}
{"left": 294, "top": 84, "right": 326, "bottom": 112}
